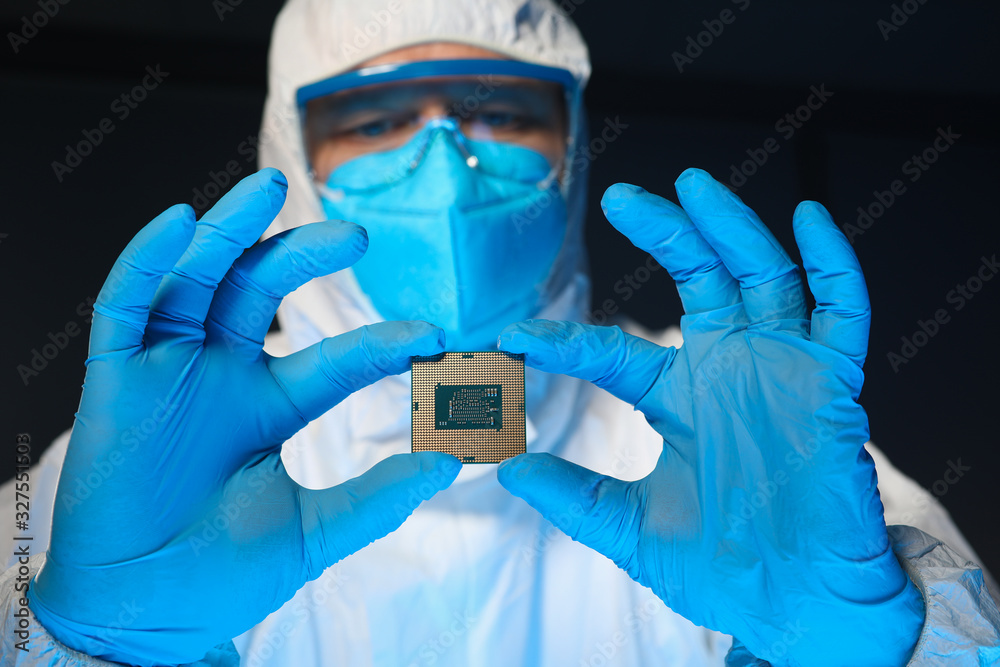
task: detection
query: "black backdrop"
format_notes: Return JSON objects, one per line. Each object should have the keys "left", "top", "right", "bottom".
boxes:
{"left": 2, "top": 1, "right": 998, "bottom": 576}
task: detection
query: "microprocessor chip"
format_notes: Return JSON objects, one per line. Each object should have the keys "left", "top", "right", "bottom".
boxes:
{"left": 412, "top": 352, "right": 525, "bottom": 464}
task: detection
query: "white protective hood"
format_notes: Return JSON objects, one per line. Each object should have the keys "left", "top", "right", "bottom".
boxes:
{"left": 257, "top": 0, "right": 596, "bottom": 484}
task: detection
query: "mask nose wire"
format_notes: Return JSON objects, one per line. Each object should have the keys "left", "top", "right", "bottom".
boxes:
{"left": 418, "top": 117, "right": 560, "bottom": 190}
{"left": 412, "top": 117, "right": 479, "bottom": 169}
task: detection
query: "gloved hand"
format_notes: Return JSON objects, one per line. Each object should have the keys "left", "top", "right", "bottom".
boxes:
{"left": 28, "top": 169, "right": 460, "bottom": 666}
{"left": 497, "top": 169, "right": 925, "bottom": 666}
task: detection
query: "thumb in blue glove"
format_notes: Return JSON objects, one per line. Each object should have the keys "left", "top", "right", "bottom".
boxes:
{"left": 28, "top": 169, "right": 461, "bottom": 666}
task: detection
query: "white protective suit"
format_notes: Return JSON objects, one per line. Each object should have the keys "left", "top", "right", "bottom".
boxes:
{"left": 3, "top": 0, "right": 1000, "bottom": 665}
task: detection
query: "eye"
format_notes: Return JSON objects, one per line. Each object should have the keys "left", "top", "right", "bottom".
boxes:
{"left": 353, "top": 118, "right": 397, "bottom": 137}
{"left": 474, "top": 111, "right": 519, "bottom": 128}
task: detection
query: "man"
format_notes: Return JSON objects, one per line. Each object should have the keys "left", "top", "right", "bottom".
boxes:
{"left": 3, "top": 0, "right": 998, "bottom": 665}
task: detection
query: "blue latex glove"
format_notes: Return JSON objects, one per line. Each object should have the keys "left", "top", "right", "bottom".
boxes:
{"left": 497, "top": 169, "right": 925, "bottom": 666}
{"left": 27, "top": 169, "right": 461, "bottom": 666}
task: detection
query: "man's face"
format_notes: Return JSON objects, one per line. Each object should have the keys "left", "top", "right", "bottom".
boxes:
{"left": 304, "top": 43, "right": 568, "bottom": 183}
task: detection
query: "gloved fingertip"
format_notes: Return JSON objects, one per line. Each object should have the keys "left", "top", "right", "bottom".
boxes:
{"left": 603, "top": 182, "right": 647, "bottom": 198}
{"left": 344, "top": 321, "right": 445, "bottom": 376}
{"left": 416, "top": 451, "right": 462, "bottom": 485}
{"left": 260, "top": 167, "right": 288, "bottom": 190}
{"left": 404, "top": 321, "right": 446, "bottom": 356}
{"left": 673, "top": 169, "right": 720, "bottom": 203}
{"left": 134, "top": 204, "right": 197, "bottom": 273}
{"left": 674, "top": 168, "right": 750, "bottom": 217}
{"left": 353, "top": 221, "right": 369, "bottom": 242}
{"left": 496, "top": 321, "right": 536, "bottom": 352}
{"left": 496, "top": 330, "right": 516, "bottom": 352}
{"left": 325, "top": 217, "right": 367, "bottom": 239}
{"left": 600, "top": 183, "right": 647, "bottom": 214}
{"left": 793, "top": 199, "right": 832, "bottom": 224}
{"left": 675, "top": 167, "right": 712, "bottom": 185}
{"left": 304, "top": 219, "right": 370, "bottom": 261}
{"left": 499, "top": 334, "right": 551, "bottom": 366}
{"left": 497, "top": 452, "right": 552, "bottom": 491}
{"left": 496, "top": 453, "right": 528, "bottom": 489}
{"left": 497, "top": 451, "right": 526, "bottom": 470}
{"left": 439, "top": 453, "right": 463, "bottom": 481}
{"left": 162, "top": 205, "right": 197, "bottom": 245}
{"left": 348, "top": 223, "right": 369, "bottom": 255}
{"left": 431, "top": 323, "right": 447, "bottom": 352}
{"left": 163, "top": 202, "right": 197, "bottom": 225}
{"left": 243, "top": 169, "right": 288, "bottom": 212}
{"left": 497, "top": 320, "right": 521, "bottom": 337}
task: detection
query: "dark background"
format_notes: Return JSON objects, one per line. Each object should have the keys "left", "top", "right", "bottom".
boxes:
{"left": 1, "top": 1, "right": 997, "bottom": 576}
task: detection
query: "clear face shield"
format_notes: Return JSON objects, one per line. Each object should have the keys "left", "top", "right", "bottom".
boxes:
{"left": 295, "top": 59, "right": 580, "bottom": 350}
{"left": 298, "top": 58, "right": 577, "bottom": 186}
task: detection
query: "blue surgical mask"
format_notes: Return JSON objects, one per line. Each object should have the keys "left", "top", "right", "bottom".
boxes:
{"left": 317, "top": 118, "right": 567, "bottom": 350}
